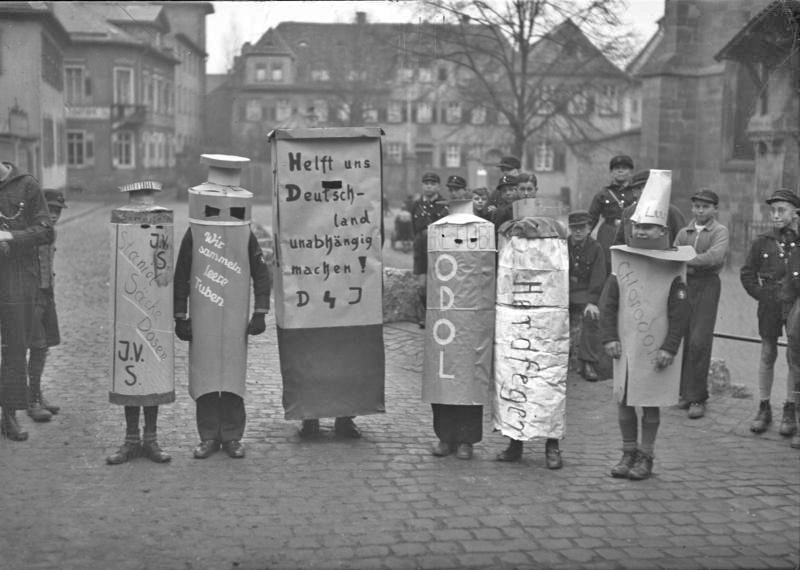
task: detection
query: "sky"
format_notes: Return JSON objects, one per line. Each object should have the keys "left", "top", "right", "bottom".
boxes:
{"left": 205, "top": 0, "right": 666, "bottom": 74}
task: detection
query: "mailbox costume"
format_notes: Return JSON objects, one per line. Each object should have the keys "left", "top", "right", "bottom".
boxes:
{"left": 423, "top": 199, "right": 495, "bottom": 460}
{"left": 106, "top": 181, "right": 175, "bottom": 464}
{"left": 0, "top": 162, "right": 54, "bottom": 442}
{"left": 173, "top": 155, "right": 271, "bottom": 460}
{"left": 599, "top": 170, "right": 694, "bottom": 480}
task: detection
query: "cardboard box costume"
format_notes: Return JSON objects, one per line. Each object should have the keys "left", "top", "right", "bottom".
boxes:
{"left": 109, "top": 181, "right": 175, "bottom": 406}
{"left": 269, "top": 128, "right": 385, "bottom": 419}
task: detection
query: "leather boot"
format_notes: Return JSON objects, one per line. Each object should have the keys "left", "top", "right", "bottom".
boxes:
{"left": 496, "top": 439, "right": 523, "bottom": 462}
{"left": 106, "top": 433, "right": 141, "bottom": 465}
{"left": 27, "top": 398, "right": 52, "bottom": 423}
{"left": 142, "top": 432, "right": 171, "bottom": 463}
{"left": 1, "top": 408, "right": 28, "bottom": 441}
{"left": 610, "top": 449, "right": 637, "bottom": 478}
{"left": 545, "top": 439, "right": 563, "bottom": 470}
{"left": 778, "top": 402, "right": 796, "bottom": 437}
{"left": 40, "top": 394, "right": 59, "bottom": 415}
{"left": 628, "top": 451, "right": 654, "bottom": 480}
{"left": 749, "top": 400, "right": 771, "bottom": 433}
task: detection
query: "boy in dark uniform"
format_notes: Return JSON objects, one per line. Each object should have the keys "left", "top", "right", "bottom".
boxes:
{"left": 778, "top": 239, "right": 800, "bottom": 449}
{"left": 567, "top": 210, "right": 607, "bottom": 381}
{"left": 411, "top": 172, "right": 448, "bottom": 328}
{"left": 588, "top": 155, "right": 637, "bottom": 271}
{"left": 741, "top": 189, "right": 800, "bottom": 436}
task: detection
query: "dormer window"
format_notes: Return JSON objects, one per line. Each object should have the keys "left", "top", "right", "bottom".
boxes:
{"left": 255, "top": 63, "right": 267, "bottom": 82}
{"left": 271, "top": 63, "right": 284, "bottom": 82}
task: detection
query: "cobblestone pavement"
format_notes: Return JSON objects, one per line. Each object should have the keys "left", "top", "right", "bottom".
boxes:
{"left": 0, "top": 200, "right": 797, "bottom": 570}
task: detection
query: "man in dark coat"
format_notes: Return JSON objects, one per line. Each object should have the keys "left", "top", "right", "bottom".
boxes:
{"left": 0, "top": 161, "right": 54, "bottom": 441}
{"left": 411, "top": 172, "right": 448, "bottom": 328}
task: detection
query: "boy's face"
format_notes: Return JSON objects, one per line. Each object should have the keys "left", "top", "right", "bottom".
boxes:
{"left": 517, "top": 181, "right": 537, "bottom": 199}
{"left": 472, "top": 193, "right": 487, "bottom": 210}
{"left": 421, "top": 181, "right": 439, "bottom": 199}
{"left": 448, "top": 186, "right": 468, "bottom": 200}
{"left": 691, "top": 200, "right": 717, "bottom": 224}
{"left": 769, "top": 200, "right": 798, "bottom": 230}
{"left": 501, "top": 185, "right": 518, "bottom": 202}
{"left": 570, "top": 223, "right": 591, "bottom": 242}
{"left": 611, "top": 166, "right": 633, "bottom": 184}
{"left": 49, "top": 207, "right": 62, "bottom": 224}
{"left": 632, "top": 222, "right": 665, "bottom": 240}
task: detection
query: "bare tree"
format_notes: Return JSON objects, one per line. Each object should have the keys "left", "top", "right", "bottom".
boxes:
{"left": 407, "top": 0, "right": 637, "bottom": 161}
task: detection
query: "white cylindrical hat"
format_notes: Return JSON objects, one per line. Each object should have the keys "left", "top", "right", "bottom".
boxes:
{"left": 630, "top": 169, "right": 671, "bottom": 226}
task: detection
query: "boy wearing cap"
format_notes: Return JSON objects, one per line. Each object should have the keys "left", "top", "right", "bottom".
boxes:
{"left": 446, "top": 175, "right": 468, "bottom": 200}
{"left": 567, "top": 210, "right": 607, "bottom": 381}
{"left": 673, "top": 189, "right": 730, "bottom": 419}
{"left": 741, "top": 189, "right": 800, "bottom": 436}
{"left": 25, "top": 189, "right": 67, "bottom": 423}
{"left": 412, "top": 172, "right": 449, "bottom": 328}
{"left": 589, "top": 155, "right": 637, "bottom": 272}
{"left": 600, "top": 170, "right": 693, "bottom": 480}
{"left": 489, "top": 174, "right": 521, "bottom": 229}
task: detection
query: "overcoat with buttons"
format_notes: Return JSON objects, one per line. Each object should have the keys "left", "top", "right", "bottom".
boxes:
{"left": 741, "top": 228, "right": 799, "bottom": 338}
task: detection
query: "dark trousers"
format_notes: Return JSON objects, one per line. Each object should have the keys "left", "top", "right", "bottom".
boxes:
{"left": 0, "top": 302, "right": 32, "bottom": 410}
{"left": 680, "top": 274, "right": 721, "bottom": 404}
{"left": 432, "top": 403, "right": 483, "bottom": 444}
{"left": 196, "top": 391, "right": 246, "bottom": 443}
{"left": 569, "top": 304, "right": 603, "bottom": 365}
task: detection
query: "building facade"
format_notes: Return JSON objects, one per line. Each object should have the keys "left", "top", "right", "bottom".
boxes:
{"left": 0, "top": 2, "right": 70, "bottom": 189}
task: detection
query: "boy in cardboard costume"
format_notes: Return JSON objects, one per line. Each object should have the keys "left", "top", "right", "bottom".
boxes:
{"left": 599, "top": 170, "right": 694, "bottom": 480}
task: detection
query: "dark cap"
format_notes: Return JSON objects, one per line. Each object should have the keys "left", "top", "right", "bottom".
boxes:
{"left": 609, "top": 155, "right": 634, "bottom": 170}
{"left": 43, "top": 189, "right": 68, "bottom": 209}
{"left": 691, "top": 188, "right": 719, "bottom": 205}
{"left": 495, "top": 155, "right": 521, "bottom": 170}
{"left": 496, "top": 174, "right": 518, "bottom": 189}
{"left": 629, "top": 170, "right": 650, "bottom": 188}
{"left": 422, "top": 172, "right": 440, "bottom": 184}
{"left": 446, "top": 175, "right": 467, "bottom": 190}
{"left": 568, "top": 210, "right": 592, "bottom": 226}
{"left": 766, "top": 188, "right": 800, "bottom": 208}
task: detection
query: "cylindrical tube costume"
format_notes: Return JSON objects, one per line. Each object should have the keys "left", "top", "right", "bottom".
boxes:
{"left": 422, "top": 200, "right": 495, "bottom": 405}
{"left": 109, "top": 181, "right": 175, "bottom": 406}
{"left": 183, "top": 155, "right": 253, "bottom": 400}
{"left": 269, "top": 128, "right": 385, "bottom": 419}
{"left": 492, "top": 199, "right": 570, "bottom": 440}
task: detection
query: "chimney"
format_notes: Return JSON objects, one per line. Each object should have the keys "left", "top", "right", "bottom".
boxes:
{"left": 356, "top": 11, "right": 366, "bottom": 24}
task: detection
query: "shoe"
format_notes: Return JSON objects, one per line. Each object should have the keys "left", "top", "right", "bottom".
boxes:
{"left": 431, "top": 440, "right": 453, "bottom": 457}
{"left": 0, "top": 409, "right": 29, "bottom": 442}
{"left": 40, "top": 395, "right": 59, "bottom": 415}
{"left": 298, "top": 419, "right": 320, "bottom": 438}
{"left": 750, "top": 400, "right": 772, "bottom": 433}
{"left": 583, "top": 362, "right": 599, "bottom": 382}
{"left": 610, "top": 450, "right": 637, "bottom": 478}
{"left": 496, "top": 439, "right": 523, "bottom": 462}
{"left": 545, "top": 440, "right": 563, "bottom": 470}
{"left": 455, "top": 443, "right": 473, "bottom": 460}
{"left": 688, "top": 402, "right": 705, "bottom": 419}
{"left": 334, "top": 417, "right": 362, "bottom": 439}
{"left": 418, "top": 320, "right": 426, "bottom": 329}
{"left": 791, "top": 432, "right": 800, "bottom": 449}
{"left": 106, "top": 441, "right": 141, "bottom": 465}
{"left": 142, "top": 440, "right": 171, "bottom": 463}
{"left": 223, "top": 440, "right": 245, "bottom": 458}
{"left": 27, "top": 400, "right": 52, "bottom": 423}
{"left": 778, "top": 402, "right": 796, "bottom": 437}
{"left": 676, "top": 398, "right": 690, "bottom": 410}
{"left": 627, "top": 452, "right": 654, "bottom": 480}
{"left": 193, "top": 440, "right": 220, "bottom": 459}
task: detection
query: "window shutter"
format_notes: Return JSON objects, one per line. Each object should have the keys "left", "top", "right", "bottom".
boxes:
{"left": 554, "top": 150, "right": 565, "bottom": 172}
{"left": 86, "top": 132, "right": 94, "bottom": 165}
{"left": 85, "top": 76, "right": 92, "bottom": 97}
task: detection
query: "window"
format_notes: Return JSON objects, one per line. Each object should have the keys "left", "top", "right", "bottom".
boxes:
{"left": 276, "top": 99, "right": 292, "bottom": 121}
{"left": 311, "top": 69, "right": 330, "bottom": 81}
{"left": 416, "top": 101, "right": 432, "bottom": 123}
{"left": 65, "top": 66, "right": 85, "bottom": 105}
{"left": 533, "top": 141, "right": 554, "bottom": 172}
{"left": 597, "top": 85, "right": 619, "bottom": 115}
{"left": 313, "top": 99, "right": 328, "bottom": 123}
{"left": 112, "top": 131, "right": 135, "bottom": 168}
{"left": 113, "top": 67, "right": 134, "bottom": 105}
{"left": 246, "top": 99, "right": 262, "bottom": 121}
{"left": 445, "top": 102, "right": 462, "bottom": 124}
{"left": 387, "top": 101, "right": 403, "bottom": 123}
{"left": 363, "top": 105, "right": 378, "bottom": 123}
{"left": 42, "top": 117, "right": 54, "bottom": 167}
{"left": 471, "top": 106, "right": 486, "bottom": 125}
{"left": 567, "top": 90, "right": 589, "bottom": 115}
{"left": 255, "top": 63, "right": 267, "bottom": 82}
{"left": 271, "top": 63, "right": 284, "bottom": 82}
{"left": 67, "top": 130, "right": 94, "bottom": 167}
{"left": 386, "top": 142, "right": 403, "bottom": 164}
{"left": 337, "top": 103, "right": 350, "bottom": 123}
{"left": 418, "top": 68, "right": 433, "bottom": 83}
{"left": 445, "top": 144, "right": 461, "bottom": 168}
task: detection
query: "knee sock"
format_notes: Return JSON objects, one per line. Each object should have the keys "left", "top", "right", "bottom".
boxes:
{"left": 618, "top": 404, "right": 638, "bottom": 452}
{"left": 124, "top": 406, "right": 141, "bottom": 443}
{"left": 143, "top": 406, "right": 158, "bottom": 440}
{"left": 640, "top": 407, "right": 660, "bottom": 457}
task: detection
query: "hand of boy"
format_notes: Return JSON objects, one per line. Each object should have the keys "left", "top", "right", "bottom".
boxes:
{"left": 654, "top": 349, "right": 674, "bottom": 370}
{"left": 583, "top": 303, "right": 599, "bottom": 320}
{"left": 604, "top": 341, "right": 621, "bottom": 359}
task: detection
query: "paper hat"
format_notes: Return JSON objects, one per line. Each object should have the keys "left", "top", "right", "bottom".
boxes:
{"left": 119, "top": 181, "right": 162, "bottom": 193}
{"left": 629, "top": 169, "right": 671, "bottom": 227}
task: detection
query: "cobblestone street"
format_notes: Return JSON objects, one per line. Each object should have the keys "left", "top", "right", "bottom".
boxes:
{"left": 0, "top": 199, "right": 797, "bottom": 570}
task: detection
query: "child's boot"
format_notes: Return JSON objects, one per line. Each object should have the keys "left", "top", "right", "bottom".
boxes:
{"left": 496, "top": 438, "right": 523, "bottom": 462}
{"left": 142, "top": 431, "right": 171, "bottom": 463}
{"left": 778, "top": 402, "right": 796, "bottom": 436}
{"left": 545, "top": 438, "right": 563, "bottom": 469}
{"left": 611, "top": 448, "right": 637, "bottom": 478}
{"left": 106, "top": 431, "right": 141, "bottom": 465}
{"left": 749, "top": 400, "right": 771, "bottom": 433}
{"left": 627, "top": 451, "right": 654, "bottom": 480}
{"left": 27, "top": 373, "right": 52, "bottom": 423}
